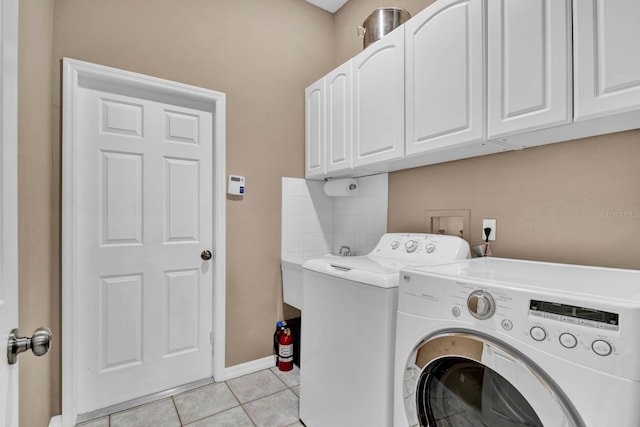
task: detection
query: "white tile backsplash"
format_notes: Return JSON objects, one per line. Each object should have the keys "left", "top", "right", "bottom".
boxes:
{"left": 332, "top": 174, "right": 388, "bottom": 256}
{"left": 281, "top": 179, "right": 333, "bottom": 261}
{"left": 281, "top": 174, "right": 388, "bottom": 261}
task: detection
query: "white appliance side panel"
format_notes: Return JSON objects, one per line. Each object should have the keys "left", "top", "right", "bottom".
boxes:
{"left": 300, "top": 270, "right": 397, "bottom": 427}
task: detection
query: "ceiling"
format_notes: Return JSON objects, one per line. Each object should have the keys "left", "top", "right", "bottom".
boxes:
{"left": 304, "top": 0, "right": 349, "bottom": 13}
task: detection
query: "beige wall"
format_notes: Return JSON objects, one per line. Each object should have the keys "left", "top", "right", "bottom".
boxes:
{"left": 388, "top": 132, "right": 640, "bottom": 269}
{"left": 50, "top": 0, "right": 334, "bottom": 365}
{"left": 18, "top": 1, "right": 57, "bottom": 426}
{"left": 19, "top": 0, "right": 334, "bottom": 423}
{"left": 18, "top": 0, "right": 640, "bottom": 424}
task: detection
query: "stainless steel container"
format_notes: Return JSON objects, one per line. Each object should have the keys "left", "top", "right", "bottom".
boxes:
{"left": 358, "top": 7, "right": 410, "bottom": 49}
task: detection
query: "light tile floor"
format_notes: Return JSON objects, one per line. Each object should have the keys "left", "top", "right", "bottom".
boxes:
{"left": 77, "top": 366, "right": 303, "bottom": 427}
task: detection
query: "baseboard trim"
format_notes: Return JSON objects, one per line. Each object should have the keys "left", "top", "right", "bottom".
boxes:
{"left": 48, "top": 415, "right": 62, "bottom": 427}
{"left": 218, "top": 355, "right": 276, "bottom": 382}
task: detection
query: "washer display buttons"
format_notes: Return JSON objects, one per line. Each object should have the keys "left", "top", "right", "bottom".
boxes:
{"left": 592, "top": 340, "right": 613, "bottom": 357}
{"left": 559, "top": 333, "right": 577, "bottom": 349}
{"left": 530, "top": 326, "right": 547, "bottom": 342}
{"left": 501, "top": 319, "right": 513, "bottom": 331}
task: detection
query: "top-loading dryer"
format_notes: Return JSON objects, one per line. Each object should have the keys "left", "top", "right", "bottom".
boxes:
{"left": 299, "top": 233, "right": 470, "bottom": 427}
{"left": 394, "top": 257, "right": 640, "bottom": 427}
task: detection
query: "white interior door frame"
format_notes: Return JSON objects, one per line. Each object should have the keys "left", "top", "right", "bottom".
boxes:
{"left": 61, "top": 58, "right": 226, "bottom": 426}
{"left": 0, "top": 0, "right": 19, "bottom": 426}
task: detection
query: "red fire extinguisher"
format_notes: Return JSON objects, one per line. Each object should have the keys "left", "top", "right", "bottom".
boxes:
{"left": 278, "top": 328, "right": 294, "bottom": 371}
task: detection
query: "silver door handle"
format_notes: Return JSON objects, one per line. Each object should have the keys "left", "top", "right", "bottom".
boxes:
{"left": 201, "top": 250, "right": 213, "bottom": 261}
{"left": 7, "top": 327, "right": 51, "bottom": 365}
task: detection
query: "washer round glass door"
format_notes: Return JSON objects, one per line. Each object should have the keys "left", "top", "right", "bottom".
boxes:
{"left": 403, "top": 331, "right": 584, "bottom": 427}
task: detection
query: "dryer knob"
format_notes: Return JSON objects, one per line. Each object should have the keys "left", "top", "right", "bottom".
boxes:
{"left": 467, "top": 290, "right": 496, "bottom": 320}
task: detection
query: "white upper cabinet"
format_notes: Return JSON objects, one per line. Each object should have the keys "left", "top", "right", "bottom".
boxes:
{"left": 573, "top": 0, "right": 640, "bottom": 121}
{"left": 305, "top": 78, "right": 325, "bottom": 178}
{"left": 305, "top": 0, "right": 640, "bottom": 178}
{"left": 326, "top": 61, "right": 353, "bottom": 174}
{"left": 352, "top": 26, "right": 405, "bottom": 167}
{"left": 487, "top": 0, "right": 572, "bottom": 139}
{"left": 405, "top": 0, "right": 484, "bottom": 156}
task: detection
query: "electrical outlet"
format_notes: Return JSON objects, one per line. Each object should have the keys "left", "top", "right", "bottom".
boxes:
{"left": 482, "top": 219, "right": 496, "bottom": 241}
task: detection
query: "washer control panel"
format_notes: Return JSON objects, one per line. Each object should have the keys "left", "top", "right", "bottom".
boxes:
{"left": 529, "top": 299, "right": 619, "bottom": 331}
{"left": 526, "top": 299, "right": 619, "bottom": 358}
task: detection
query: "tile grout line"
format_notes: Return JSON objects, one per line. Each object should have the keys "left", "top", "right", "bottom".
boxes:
{"left": 223, "top": 381, "right": 258, "bottom": 426}
{"left": 170, "top": 395, "right": 183, "bottom": 427}
{"left": 230, "top": 368, "right": 300, "bottom": 426}
{"left": 173, "top": 382, "right": 242, "bottom": 426}
{"left": 238, "top": 403, "right": 258, "bottom": 427}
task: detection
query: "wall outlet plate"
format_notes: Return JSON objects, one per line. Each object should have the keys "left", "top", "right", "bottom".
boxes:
{"left": 482, "top": 219, "right": 496, "bottom": 241}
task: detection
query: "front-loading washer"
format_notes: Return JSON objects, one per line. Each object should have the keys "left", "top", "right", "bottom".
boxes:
{"left": 394, "top": 257, "right": 640, "bottom": 427}
{"left": 299, "top": 233, "right": 470, "bottom": 427}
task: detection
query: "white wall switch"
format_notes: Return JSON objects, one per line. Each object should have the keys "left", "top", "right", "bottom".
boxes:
{"left": 482, "top": 219, "right": 496, "bottom": 241}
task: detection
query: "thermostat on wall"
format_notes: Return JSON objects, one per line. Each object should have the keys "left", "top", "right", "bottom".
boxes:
{"left": 227, "top": 175, "right": 245, "bottom": 195}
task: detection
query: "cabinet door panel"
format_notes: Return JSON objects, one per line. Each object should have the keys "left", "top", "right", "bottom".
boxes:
{"left": 353, "top": 27, "right": 404, "bottom": 167}
{"left": 305, "top": 78, "right": 325, "bottom": 178}
{"left": 574, "top": 0, "right": 640, "bottom": 120}
{"left": 406, "top": 0, "right": 484, "bottom": 156}
{"left": 326, "top": 61, "right": 352, "bottom": 173}
{"left": 488, "top": 0, "right": 571, "bottom": 138}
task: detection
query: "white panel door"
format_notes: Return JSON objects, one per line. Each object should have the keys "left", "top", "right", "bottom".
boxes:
{"left": 326, "top": 61, "right": 353, "bottom": 174}
{"left": 0, "top": 0, "right": 18, "bottom": 425}
{"left": 74, "top": 85, "right": 213, "bottom": 413}
{"left": 305, "top": 78, "right": 325, "bottom": 178}
{"left": 487, "top": 0, "right": 572, "bottom": 138}
{"left": 353, "top": 26, "right": 405, "bottom": 167}
{"left": 405, "top": 0, "right": 484, "bottom": 156}
{"left": 574, "top": 0, "right": 640, "bottom": 120}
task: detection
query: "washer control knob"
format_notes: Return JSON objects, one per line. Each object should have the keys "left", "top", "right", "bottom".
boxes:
{"left": 530, "top": 326, "right": 547, "bottom": 342}
{"left": 592, "top": 339, "right": 613, "bottom": 356}
{"left": 559, "top": 333, "right": 577, "bottom": 348}
{"left": 405, "top": 240, "right": 418, "bottom": 253}
{"left": 391, "top": 240, "right": 400, "bottom": 250}
{"left": 425, "top": 243, "right": 436, "bottom": 253}
{"left": 467, "top": 290, "right": 496, "bottom": 320}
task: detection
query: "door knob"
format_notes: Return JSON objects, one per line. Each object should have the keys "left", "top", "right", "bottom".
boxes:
{"left": 7, "top": 327, "right": 51, "bottom": 365}
{"left": 201, "top": 250, "right": 213, "bottom": 261}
